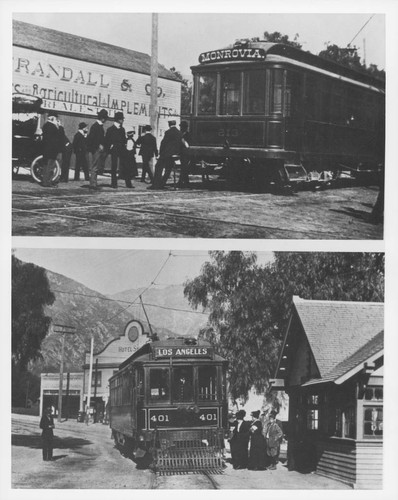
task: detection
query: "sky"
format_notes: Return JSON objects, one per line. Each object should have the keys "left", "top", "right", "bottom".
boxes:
{"left": 13, "top": 249, "right": 274, "bottom": 295}
{"left": 11, "top": 11, "right": 386, "bottom": 79}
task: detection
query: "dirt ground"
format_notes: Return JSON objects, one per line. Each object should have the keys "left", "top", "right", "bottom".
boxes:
{"left": 12, "top": 170, "right": 383, "bottom": 239}
{"left": 11, "top": 413, "right": 350, "bottom": 490}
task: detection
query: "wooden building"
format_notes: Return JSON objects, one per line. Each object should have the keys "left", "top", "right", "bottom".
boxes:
{"left": 273, "top": 296, "right": 384, "bottom": 489}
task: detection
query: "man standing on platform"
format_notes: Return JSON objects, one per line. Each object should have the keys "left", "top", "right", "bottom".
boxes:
{"left": 105, "top": 112, "right": 133, "bottom": 189}
{"left": 41, "top": 111, "right": 61, "bottom": 187}
{"left": 86, "top": 109, "right": 108, "bottom": 190}
{"left": 149, "top": 120, "right": 182, "bottom": 190}
{"left": 136, "top": 125, "right": 158, "bottom": 183}
{"left": 72, "top": 122, "right": 89, "bottom": 181}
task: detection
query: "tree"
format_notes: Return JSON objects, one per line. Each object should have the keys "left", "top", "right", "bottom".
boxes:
{"left": 184, "top": 251, "right": 384, "bottom": 401}
{"left": 261, "top": 31, "right": 302, "bottom": 49}
{"left": 169, "top": 67, "right": 192, "bottom": 117}
{"left": 318, "top": 43, "right": 385, "bottom": 80}
{"left": 12, "top": 256, "right": 55, "bottom": 371}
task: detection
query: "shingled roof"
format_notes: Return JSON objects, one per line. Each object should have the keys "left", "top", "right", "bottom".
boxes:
{"left": 13, "top": 20, "right": 180, "bottom": 82}
{"left": 293, "top": 296, "right": 384, "bottom": 383}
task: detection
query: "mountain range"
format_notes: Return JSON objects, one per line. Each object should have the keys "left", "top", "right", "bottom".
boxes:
{"left": 32, "top": 268, "right": 208, "bottom": 374}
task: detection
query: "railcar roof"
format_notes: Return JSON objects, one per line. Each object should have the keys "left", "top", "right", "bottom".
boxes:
{"left": 117, "top": 338, "right": 226, "bottom": 371}
{"left": 192, "top": 42, "right": 384, "bottom": 90}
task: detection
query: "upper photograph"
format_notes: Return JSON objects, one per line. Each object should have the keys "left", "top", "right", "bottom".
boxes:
{"left": 11, "top": 13, "right": 385, "bottom": 239}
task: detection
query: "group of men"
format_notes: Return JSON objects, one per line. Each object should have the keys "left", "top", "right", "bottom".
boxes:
{"left": 41, "top": 108, "right": 191, "bottom": 190}
{"left": 229, "top": 409, "right": 283, "bottom": 471}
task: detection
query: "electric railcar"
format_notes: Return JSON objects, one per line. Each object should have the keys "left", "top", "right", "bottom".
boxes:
{"left": 109, "top": 337, "right": 228, "bottom": 473}
{"left": 188, "top": 41, "right": 385, "bottom": 189}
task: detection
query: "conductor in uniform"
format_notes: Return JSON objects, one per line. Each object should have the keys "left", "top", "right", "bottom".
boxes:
{"left": 149, "top": 120, "right": 182, "bottom": 189}
{"left": 136, "top": 125, "right": 158, "bottom": 183}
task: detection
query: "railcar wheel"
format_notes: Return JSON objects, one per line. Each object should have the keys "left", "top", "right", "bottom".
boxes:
{"left": 31, "top": 155, "right": 61, "bottom": 184}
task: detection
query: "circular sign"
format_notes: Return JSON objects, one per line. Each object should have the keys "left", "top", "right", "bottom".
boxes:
{"left": 128, "top": 325, "right": 139, "bottom": 343}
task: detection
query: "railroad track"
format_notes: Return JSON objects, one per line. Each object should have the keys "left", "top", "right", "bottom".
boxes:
{"left": 150, "top": 469, "right": 219, "bottom": 489}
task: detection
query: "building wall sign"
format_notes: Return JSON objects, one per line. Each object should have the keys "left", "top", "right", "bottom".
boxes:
{"left": 199, "top": 48, "right": 266, "bottom": 64}
{"left": 13, "top": 47, "right": 181, "bottom": 129}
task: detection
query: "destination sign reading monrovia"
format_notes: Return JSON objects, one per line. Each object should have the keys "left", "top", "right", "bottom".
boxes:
{"left": 153, "top": 346, "right": 214, "bottom": 358}
{"left": 199, "top": 48, "right": 266, "bottom": 64}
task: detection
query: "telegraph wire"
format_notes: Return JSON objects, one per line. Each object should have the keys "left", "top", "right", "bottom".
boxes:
{"left": 348, "top": 14, "right": 375, "bottom": 47}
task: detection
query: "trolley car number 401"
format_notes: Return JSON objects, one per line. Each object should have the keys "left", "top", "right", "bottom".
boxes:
{"left": 150, "top": 413, "right": 217, "bottom": 422}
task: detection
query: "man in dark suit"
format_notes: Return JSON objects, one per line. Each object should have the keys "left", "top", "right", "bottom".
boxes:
{"left": 72, "top": 122, "right": 89, "bottom": 181}
{"left": 40, "top": 407, "right": 55, "bottom": 461}
{"left": 58, "top": 119, "right": 72, "bottom": 182}
{"left": 149, "top": 120, "right": 182, "bottom": 189}
{"left": 105, "top": 111, "right": 133, "bottom": 189}
{"left": 229, "top": 409, "right": 251, "bottom": 469}
{"left": 136, "top": 125, "right": 158, "bottom": 183}
{"left": 86, "top": 109, "right": 108, "bottom": 190}
{"left": 41, "top": 111, "right": 61, "bottom": 187}
{"left": 176, "top": 120, "right": 191, "bottom": 188}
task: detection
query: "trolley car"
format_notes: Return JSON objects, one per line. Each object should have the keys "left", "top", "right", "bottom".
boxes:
{"left": 188, "top": 41, "right": 385, "bottom": 190}
{"left": 109, "top": 337, "right": 228, "bottom": 473}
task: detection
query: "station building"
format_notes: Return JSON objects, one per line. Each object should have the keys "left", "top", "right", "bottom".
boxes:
{"left": 82, "top": 320, "right": 151, "bottom": 417}
{"left": 12, "top": 20, "right": 182, "bottom": 163}
{"left": 274, "top": 296, "right": 384, "bottom": 489}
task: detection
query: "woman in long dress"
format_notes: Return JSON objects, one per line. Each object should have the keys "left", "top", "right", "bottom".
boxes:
{"left": 248, "top": 410, "right": 266, "bottom": 470}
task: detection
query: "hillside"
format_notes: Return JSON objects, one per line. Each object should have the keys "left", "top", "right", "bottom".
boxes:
{"left": 111, "top": 284, "right": 208, "bottom": 338}
{"left": 32, "top": 269, "right": 177, "bottom": 374}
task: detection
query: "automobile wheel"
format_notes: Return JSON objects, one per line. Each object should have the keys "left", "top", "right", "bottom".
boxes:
{"left": 31, "top": 155, "right": 61, "bottom": 184}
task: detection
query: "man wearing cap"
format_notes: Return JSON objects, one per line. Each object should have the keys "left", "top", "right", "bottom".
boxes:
{"left": 58, "top": 118, "right": 73, "bottom": 182}
{"left": 41, "top": 111, "right": 61, "bottom": 187}
{"left": 150, "top": 120, "right": 182, "bottom": 189}
{"left": 135, "top": 125, "right": 158, "bottom": 183}
{"left": 40, "top": 406, "right": 55, "bottom": 461}
{"left": 72, "top": 122, "right": 89, "bottom": 181}
{"left": 105, "top": 111, "right": 133, "bottom": 189}
{"left": 86, "top": 109, "right": 108, "bottom": 190}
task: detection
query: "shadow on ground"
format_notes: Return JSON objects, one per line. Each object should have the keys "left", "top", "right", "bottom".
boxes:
{"left": 12, "top": 434, "right": 92, "bottom": 450}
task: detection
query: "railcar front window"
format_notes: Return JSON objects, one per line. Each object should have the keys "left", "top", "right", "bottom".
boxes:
{"left": 149, "top": 368, "right": 170, "bottom": 401}
{"left": 172, "top": 366, "right": 194, "bottom": 402}
{"left": 198, "top": 73, "right": 217, "bottom": 114}
{"left": 220, "top": 72, "right": 241, "bottom": 115}
{"left": 244, "top": 70, "right": 265, "bottom": 114}
{"left": 198, "top": 366, "right": 218, "bottom": 401}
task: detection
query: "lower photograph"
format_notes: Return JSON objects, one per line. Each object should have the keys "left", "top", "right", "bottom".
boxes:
{"left": 11, "top": 249, "right": 384, "bottom": 490}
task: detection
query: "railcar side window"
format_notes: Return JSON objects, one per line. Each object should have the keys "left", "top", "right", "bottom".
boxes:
{"left": 271, "top": 69, "right": 283, "bottom": 114}
{"left": 172, "top": 366, "right": 194, "bottom": 402}
{"left": 243, "top": 70, "right": 265, "bottom": 114}
{"left": 198, "top": 73, "right": 217, "bottom": 114}
{"left": 149, "top": 368, "right": 170, "bottom": 401}
{"left": 136, "top": 367, "right": 144, "bottom": 399}
{"left": 198, "top": 366, "right": 218, "bottom": 401}
{"left": 220, "top": 72, "right": 241, "bottom": 115}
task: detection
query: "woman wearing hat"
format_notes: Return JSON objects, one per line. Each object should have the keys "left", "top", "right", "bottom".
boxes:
{"left": 229, "top": 409, "right": 250, "bottom": 469}
{"left": 248, "top": 410, "right": 267, "bottom": 470}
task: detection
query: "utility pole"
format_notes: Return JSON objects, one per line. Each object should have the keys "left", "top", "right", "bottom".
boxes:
{"left": 150, "top": 13, "right": 159, "bottom": 137}
{"left": 54, "top": 324, "right": 76, "bottom": 423}
{"left": 86, "top": 336, "right": 94, "bottom": 424}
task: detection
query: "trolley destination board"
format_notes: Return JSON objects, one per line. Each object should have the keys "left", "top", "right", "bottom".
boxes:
{"left": 152, "top": 346, "right": 214, "bottom": 359}
{"left": 199, "top": 47, "right": 266, "bottom": 64}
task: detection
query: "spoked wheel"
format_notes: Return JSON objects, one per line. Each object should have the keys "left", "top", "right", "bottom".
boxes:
{"left": 30, "top": 155, "right": 61, "bottom": 184}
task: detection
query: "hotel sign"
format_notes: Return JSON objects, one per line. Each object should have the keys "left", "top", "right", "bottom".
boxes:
{"left": 199, "top": 48, "right": 266, "bottom": 64}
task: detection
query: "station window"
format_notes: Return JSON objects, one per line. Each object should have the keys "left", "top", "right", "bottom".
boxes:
{"left": 91, "top": 371, "right": 102, "bottom": 388}
{"left": 363, "top": 406, "right": 383, "bottom": 437}
{"left": 306, "top": 394, "right": 319, "bottom": 430}
{"left": 243, "top": 70, "right": 265, "bottom": 114}
{"left": 172, "top": 366, "right": 193, "bottom": 402}
{"left": 220, "top": 72, "right": 241, "bottom": 115}
{"left": 198, "top": 366, "right": 218, "bottom": 401}
{"left": 149, "top": 368, "right": 170, "bottom": 401}
{"left": 197, "top": 73, "right": 217, "bottom": 114}
{"left": 334, "top": 406, "right": 356, "bottom": 438}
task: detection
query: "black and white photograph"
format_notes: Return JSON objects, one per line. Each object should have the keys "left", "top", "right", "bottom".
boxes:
{"left": 10, "top": 249, "right": 385, "bottom": 489}
{"left": 9, "top": 10, "right": 386, "bottom": 239}
{"left": 2, "top": 0, "right": 398, "bottom": 498}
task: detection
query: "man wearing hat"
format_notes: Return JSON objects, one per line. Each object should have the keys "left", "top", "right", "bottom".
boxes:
{"left": 264, "top": 410, "right": 283, "bottom": 470}
{"left": 40, "top": 406, "right": 55, "bottom": 461}
{"left": 72, "top": 122, "right": 89, "bottom": 181}
{"left": 149, "top": 119, "right": 182, "bottom": 189}
{"left": 86, "top": 109, "right": 109, "bottom": 190}
{"left": 135, "top": 125, "right": 158, "bottom": 183}
{"left": 105, "top": 111, "right": 133, "bottom": 189}
{"left": 41, "top": 111, "right": 61, "bottom": 187}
